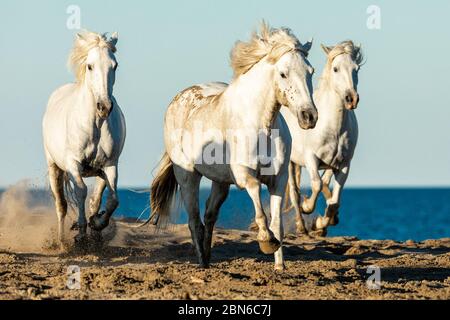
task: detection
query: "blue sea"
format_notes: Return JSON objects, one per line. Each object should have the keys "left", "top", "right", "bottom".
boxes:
{"left": 1, "top": 187, "right": 449, "bottom": 241}
{"left": 112, "top": 187, "right": 450, "bottom": 242}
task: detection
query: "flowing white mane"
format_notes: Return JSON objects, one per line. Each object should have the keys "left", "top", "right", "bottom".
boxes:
{"left": 326, "top": 40, "right": 364, "bottom": 66}
{"left": 68, "top": 31, "right": 117, "bottom": 83}
{"left": 230, "top": 22, "right": 307, "bottom": 78}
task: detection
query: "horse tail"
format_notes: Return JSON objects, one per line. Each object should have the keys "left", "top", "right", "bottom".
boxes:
{"left": 116, "top": 153, "right": 178, "bottom": 230}
{"left": 140, "top": 152, "right": 178, "bottom": 228}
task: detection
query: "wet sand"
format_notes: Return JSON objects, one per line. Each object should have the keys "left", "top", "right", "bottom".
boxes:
{"left": 0, "top": 222, "right": 449, "bottom": 300}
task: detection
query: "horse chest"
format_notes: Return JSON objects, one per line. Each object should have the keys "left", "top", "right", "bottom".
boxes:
{"left": 80, "top": 142, "right": 110, "bottom": 176}
{"left": 79, "top": 122, "right": 116, "bottom": 162}
{"left": 316, "top": 132, "right": 351, "bottom": 169}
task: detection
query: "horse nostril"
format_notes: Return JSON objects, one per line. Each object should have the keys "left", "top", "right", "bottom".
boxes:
{"left": 301, "top": 111, "right": 310, "bottom": 123}
{"left": 345, "top": 95, "right": 353, "bottom": 103}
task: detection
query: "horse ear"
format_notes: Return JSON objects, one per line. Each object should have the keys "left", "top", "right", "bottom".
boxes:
{"left": 76, "top": 33, "right": 86, "bottom": 44}
{"left": 110, "top": 32, "right": 118, "bottom": 46}
{"left": 302, "top": 38, "right": 313, "bottom": 53}
{"left": 321, "top": 44, "right": 333, "bottom": 55}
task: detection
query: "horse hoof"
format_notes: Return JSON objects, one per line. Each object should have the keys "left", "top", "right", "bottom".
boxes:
{"left": 296, "top": 227, "right": 309, "bottom": 237}
{"left": 301, "top": 197, "right": 314, "bottom": 214}
{"left": 301, "top": 205, "right": 312, "bottom": 214}
{"left": 198, "top": 262, "right": 210, "bottom": 269}
{"left": 330, "top": 215, "right": 339, "bottom": 226}
{"left": 70, "top": 222, "right": 79, "bottom": 231}
{"left": 89, "top": 213, "right": 109, "bottom": 231}
{"left": 310, "top": 229, "right": 327, "bottom": 238}
{"left": 258, "top": 238, "right": 281, "bottom": 255}
{"left": 274, "top": 263, "right": 286, "bottom": 272}
{"left": 248, "top": 220, "right": 259, "bottom": 232}
{"left": 296, "top": 232, "right": 312, "bottom": 240}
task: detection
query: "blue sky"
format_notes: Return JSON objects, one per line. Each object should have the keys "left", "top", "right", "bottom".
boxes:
{"left": 1, "top": 0, "right": 450, "bottom": 187}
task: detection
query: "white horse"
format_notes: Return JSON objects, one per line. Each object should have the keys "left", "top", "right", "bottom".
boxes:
{"left": 149, "top": 23, "right": 317, "bottom": 270}
{"left": 281, "top": 41, "right": 363, "bottom": 236}
{"left": 42, "top": 31, "right": 126, "bottom": 247}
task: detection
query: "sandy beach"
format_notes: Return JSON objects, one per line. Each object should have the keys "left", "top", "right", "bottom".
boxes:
{"left": 0, "top": 220, "right": 449, "bottom": 300}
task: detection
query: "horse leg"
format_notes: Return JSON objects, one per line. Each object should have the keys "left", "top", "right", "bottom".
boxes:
{"left": 89, "top": 166, "right": 118, "bottom": 231}
{"left": 321, "top": 169, "right": 334, "bottom": 201}
{"left": 327, "top": 165, "right": 349, "bottom": 226}
{"left": 315, "top": 165, "right": 350, "bottom": 231}
{"left": 307, "top": 169, "right": 334, "bottom": 237}
{"left": 48, "top": 163, "right": 67, "bottom": 249}
{"left": 245, "top": 177, "right": 280, "bottom": 255}
{"left": 268, "top": 178, "right": 288, "bottom": 271}
{"left": 288, "top": 162, "right": 307, "bottom": 235}
{"left": 89, "top": 176, "right": 106, "bottom": 218}
{"left": 301, "top": 157, "right": 322, "bottom": 214}
{"left": 67, "top": 164, "right": 88, "bottom": 244}
{"left": 203, "top": 182, "right": 230, "bottom": 264}
{"left": 85, "top": 176, "right": 106, "bottom": 243}
{"left": 176, "top": 171, "right": 207, "bottom": 268}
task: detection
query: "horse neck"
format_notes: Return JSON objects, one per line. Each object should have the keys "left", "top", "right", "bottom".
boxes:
{"left": 224, "top": 64, "right": 278, "bottom": 130}
{"left": 315, "top": 71, "right": 347, "bottom": 133}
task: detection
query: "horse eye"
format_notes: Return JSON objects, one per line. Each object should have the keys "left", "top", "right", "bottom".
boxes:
{"left": 333, "top": 67, "right": 338, "bottom": 73}
{"left": 87, "top": 64, "right": 93, "bottom": 71}
{"left": 280, "top": 72, "right": 287, "bottom": 79}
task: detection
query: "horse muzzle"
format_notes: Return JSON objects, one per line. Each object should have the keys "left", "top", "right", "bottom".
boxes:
{"left": 96, "top": 100, "right": 113, "bottom": 119}
{"left": 344, "top": 91, "right": 359, "bottom": 110}
{"left": 298, "top": 105, "right": 318, "bottom": 130}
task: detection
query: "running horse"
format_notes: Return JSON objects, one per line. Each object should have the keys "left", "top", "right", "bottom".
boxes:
{"left": 42, "top": 31, "right": 126, "bottom": 247}
{"left": 149, "top": 23, "right": 317, "bottom": 270}
{"left": 281, "top": 41, "right": 363, "bottom": 236}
